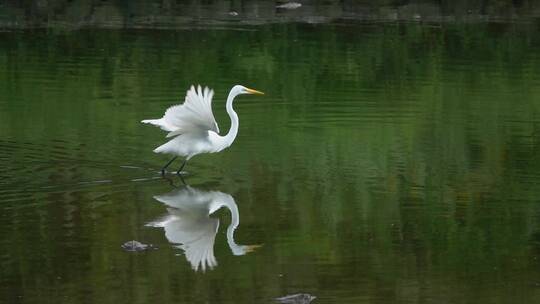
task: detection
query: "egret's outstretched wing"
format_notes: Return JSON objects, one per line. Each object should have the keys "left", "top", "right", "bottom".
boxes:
{"left": 141, "top": 85, "right": 219, "bottom": 136}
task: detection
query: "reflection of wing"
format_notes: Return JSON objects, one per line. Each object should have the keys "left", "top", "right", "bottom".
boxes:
{"left": 147, "top": 208, "right": 219, "bottom": 272}
{"left": 153, "top": 186, "right": 218, "bottom": 210}
{"left": 141, "top": 85, "right": 219, "bottom": 136}
{"left": 148, "top": 186, "right": 259, "bottom": 272}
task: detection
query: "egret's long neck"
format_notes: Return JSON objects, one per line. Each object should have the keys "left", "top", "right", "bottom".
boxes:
{"left": 223, "top": 90, "right": 239, "bottom": 147}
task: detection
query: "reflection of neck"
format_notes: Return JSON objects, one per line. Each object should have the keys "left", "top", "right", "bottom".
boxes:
{"left": 209, "top": 193, "right": 245, "bottom": 256}
{"left": 225, "top": 201, "right": 242, "bottom": 254}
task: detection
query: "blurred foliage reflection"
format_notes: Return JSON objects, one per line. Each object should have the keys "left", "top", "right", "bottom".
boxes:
{"left": 1, "top": 15, "right": 540, "bottom": 304}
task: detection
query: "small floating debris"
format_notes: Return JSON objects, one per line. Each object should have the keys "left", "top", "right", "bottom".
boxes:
{"left": 276, "top": 2, "right": 302, "bottom": 10}
{"left": 228, "top": 11, "right": 239, "bottom": 16}
{"left": 275, "top": 293, "right": 316, "bottom": 304}
{"left": 121, "top": 240, "right": 156, "bottom": 252}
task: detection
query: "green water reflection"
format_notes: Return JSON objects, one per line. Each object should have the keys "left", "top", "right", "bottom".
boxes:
{"left": 1, "top": 20, "right": 540, "bottom": 303}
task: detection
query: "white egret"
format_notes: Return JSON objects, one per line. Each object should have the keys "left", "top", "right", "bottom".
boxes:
{"left": 141, "top": 85, "right": 264, "bottom": 175}
{"left": 146, "top": 186, "right": 261, "bottom": 271}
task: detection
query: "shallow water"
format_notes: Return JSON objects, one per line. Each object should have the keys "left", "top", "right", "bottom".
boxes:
{"left": 2, "top": 19, "right": 540, "bottom": 304}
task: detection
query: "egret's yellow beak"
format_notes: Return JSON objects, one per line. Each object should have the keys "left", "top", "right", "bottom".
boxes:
{"left": 245, "top": 88, "right": 265, "bottom": 95}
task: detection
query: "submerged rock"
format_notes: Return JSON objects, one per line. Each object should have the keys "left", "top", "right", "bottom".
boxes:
{"left": 121, "top": 240, "right": 155, "bottom": 252}
{"left": 275, "top": 293, "right": 316, "bottom": 304}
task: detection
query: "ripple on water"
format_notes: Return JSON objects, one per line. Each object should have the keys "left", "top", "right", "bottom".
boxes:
{"left": 0, "top": 138, "right": 166, "bottom": 208}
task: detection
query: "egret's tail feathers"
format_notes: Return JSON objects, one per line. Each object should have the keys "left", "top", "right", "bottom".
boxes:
{"left": 153, "top": 145, "right": 165, "bottom": 153}
{"left": 152, "top": 136, "right": 190, "bottom": 157}
{"left": 153, "top": 141, "right": 174, "bottom": 154}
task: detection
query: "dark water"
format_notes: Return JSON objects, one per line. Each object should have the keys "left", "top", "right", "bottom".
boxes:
{"left": 2, "top": 18, "right": 540, "bottom": 304}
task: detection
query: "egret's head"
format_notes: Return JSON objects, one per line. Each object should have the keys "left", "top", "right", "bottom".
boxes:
{"left": 234, "top": 85, "right": 264, "bottom": 96}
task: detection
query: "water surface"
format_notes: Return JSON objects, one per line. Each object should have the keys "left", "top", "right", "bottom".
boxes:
{"left": 2, "top": 18, "right": 540, "bottom": 304}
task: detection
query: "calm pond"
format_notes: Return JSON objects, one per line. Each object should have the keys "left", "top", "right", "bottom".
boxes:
{"left": 2, "top": 4, "right": 540, "bottom": 304}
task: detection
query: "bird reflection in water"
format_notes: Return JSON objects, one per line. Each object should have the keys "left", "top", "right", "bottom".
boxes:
{"left": 146, "top": 186, "right": 261, "bottom": 271}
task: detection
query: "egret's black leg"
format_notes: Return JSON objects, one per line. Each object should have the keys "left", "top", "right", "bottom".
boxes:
{"left": 178, "top": 174, "right": 186, "bottom": 185}
{"left": 161, "top": 156, "right": 177, "bottom": 175}
{"left": 176, "top": 160, "right": 187, "bottom": 175}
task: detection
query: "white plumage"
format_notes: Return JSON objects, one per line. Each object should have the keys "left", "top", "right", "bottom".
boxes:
{"left": 141, "top": 84, "right": 264, "bottom": 174}
{"left": 146, "top": 186, "right": 261, "bottom": 272}
{"left": 142, "top": 85, "right": 219, "bottom": 136}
